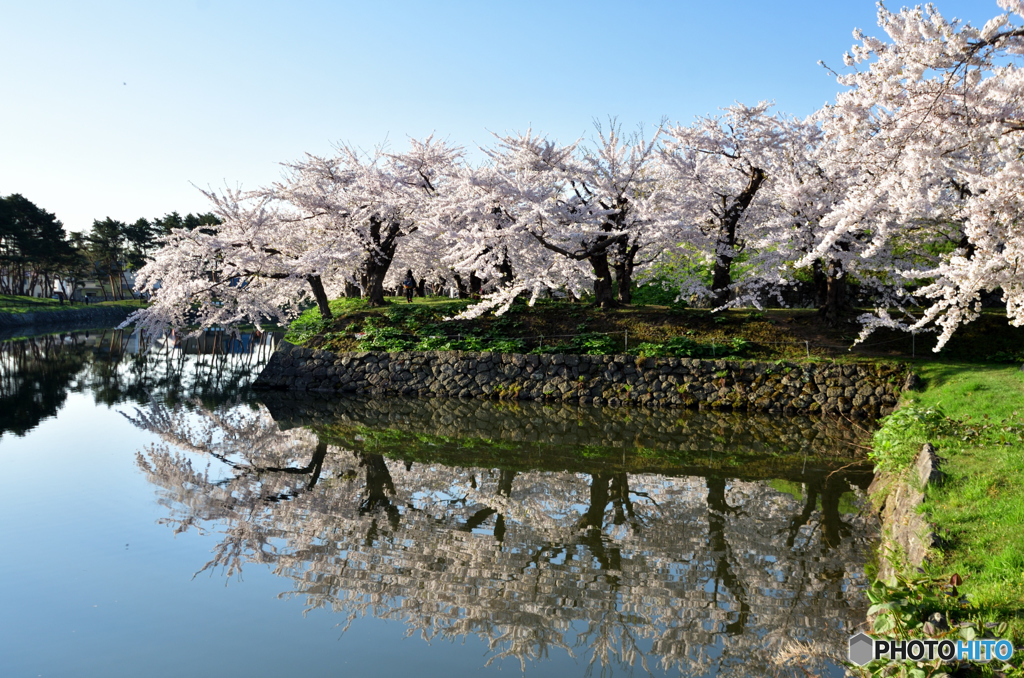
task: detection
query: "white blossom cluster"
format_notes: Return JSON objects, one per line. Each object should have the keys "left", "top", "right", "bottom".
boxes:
{"left": 806, "top": 0, "right": 1024, "bottom": 347}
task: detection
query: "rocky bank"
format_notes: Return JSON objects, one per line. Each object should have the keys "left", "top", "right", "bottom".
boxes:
{"left": 253, "top": 343, "right": 908, "bottom": 417}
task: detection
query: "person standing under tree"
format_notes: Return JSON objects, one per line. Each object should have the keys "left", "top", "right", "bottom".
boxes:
{"left": 402, "top": 270, "right": 416, "bottom": 304}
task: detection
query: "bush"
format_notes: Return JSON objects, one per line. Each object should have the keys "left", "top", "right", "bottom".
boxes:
{"left": 531, "top": 332, "right": 617, "bottom": 356}
{"left": 629, "top": 336, "right": 749, "bottom": 359}
{"left": 285, "top": 308, "right": 330, "bottom": 344}
{"left": 631, "top": 281, "right": 684, "bottom": 307}
{"left": 870, "top": 406, "right": 952, "bottom": 472}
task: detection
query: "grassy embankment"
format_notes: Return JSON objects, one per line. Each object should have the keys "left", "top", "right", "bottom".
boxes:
{"left": 287, "top": 294, "right": 1023, "bottom": 364}
{"left": 870, "top": 362, "right": 1024, "bottom": 643}
{"left": 0, "top": 294, "right": 146, "bottom": 314}
{"left": 288, "top": 294, "right": 1024, "bottom": 648}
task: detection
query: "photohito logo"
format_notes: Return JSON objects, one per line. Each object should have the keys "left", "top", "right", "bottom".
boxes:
{"left": 848, "top": 632, "right": 1014, "bottom": 666}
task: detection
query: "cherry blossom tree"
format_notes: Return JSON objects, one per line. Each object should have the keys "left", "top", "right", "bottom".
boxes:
{"left": 661, "top": 102, "right": 812, "bottom": 309}
{"left": 126, "top": 188, "right": 338, "bottom": 334}
{"left": 429, "top": 131, "right": 597, "bottom": 316}
{"left": 766, "top": 114, "right": 871, "bottom": 323}
{"left": 806, "top": 0, "right": 1024, "bottom": 348}
{"left": 578, "top": 120, "right": 670, "bottom": 304}
{"left": 505, "top": 124, "right": 673, "bottom": 309}
{"left": 125, "top": 138, "right": 461, "bottom": 334}
{"left": 271, "top": 136, "right": 462, "bottom": 307}
{"left": 438, "top": 123, "right": 672, "bottom": 315}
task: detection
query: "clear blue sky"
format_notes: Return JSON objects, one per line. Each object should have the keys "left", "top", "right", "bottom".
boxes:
{"left": 0, "top": 0, "right": 1003, "bottom": 232}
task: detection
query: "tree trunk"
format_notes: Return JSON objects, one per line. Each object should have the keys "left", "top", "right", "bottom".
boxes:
{"left": 710, "top": 167, "right": 766, "bottom": 309}
{"left": 361, "top": 218, "right": 399, "bottom": 307}
{"left": 614, "top": 263, "right": 633, "bottom": 304}
{"left": 818, "top": 256, "right": 849, "bottom": 326}
{"left": 710, "top": 247, "right": 735, "bottom": 308}
{"left": 358, "top": 453, "right": 400, "bottom": 529}
{"left": 812, "top": 259, "right": 828, "bottom": 308}
{"left": 498, "top": 254, "right": 514, "bottom": 287}
{"left": 363, "top": 256, "right": 392, "bottom": 307}
{"left": 493, "top": 470, "right": 516, "bottom": 543}
{"left": 576, "top": 473, "right": 612, "bottom": 531}
{"left": 453, "top": 273, "right": 468, "bottom": 299}
{"left": 344, "top": 280, "right": 361, "bottom": 298}
{"left": 120, "top": 271, "right": 133, "bottom": 299}
{"left": 613, "top": 243, "right": 638, "bottom": 305}
{"left": 705, "top": 476, "right": 750, "bottom": 635}
{"left": 108, "top": 268, "right": 121, "bottom": 300}
{"left": 609, "top": 473, "right": 635, "bottom": 526}
{"left": 304, "top": 441, "right": 329, "bottom": 491}
{"left": 588, "top": 254, "right": 618, "bottom": 309}
{"left": 469, "top": 272, "right": 482, "bottom": 297}
{"left": 305, "top": 275, "right": 333, "bottom": 320}
{"left": 416, "top": 278, "right": 426, "bottom": 298}
{"left": 819, "top": 474, "right": 845, "bottom": 549}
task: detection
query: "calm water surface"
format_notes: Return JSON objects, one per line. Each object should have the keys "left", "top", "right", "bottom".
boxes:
{"left": 0, "top": 329, "right": 877, "bottom": 677}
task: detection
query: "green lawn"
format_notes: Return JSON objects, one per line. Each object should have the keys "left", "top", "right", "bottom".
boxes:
{"left": 0, "top": 294, "right": 146, "bottom": 314}
{"left": 878, "top": 363, "right": 1024, "bottom": 643}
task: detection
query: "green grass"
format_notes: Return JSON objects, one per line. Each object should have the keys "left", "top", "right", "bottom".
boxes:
{"left": 906, "top": 362, "right": 1024, "bottom": 421}
{"left": 881, "top": 363, "right": 1024, "bottom": 643}
{"left": 0, "top": 294, "right": 65, "bottom": 313}
{"left": 0, "top": 294, "right": 146, "bottom": 314}
{"left": 284, "top": 297, "right": 473, "bottom": 344}
{"left": 288, "top": 297, "right": 761, "bottom": 358}
{"left": 285, "top": 293, "right": 1024, "bottom": 368}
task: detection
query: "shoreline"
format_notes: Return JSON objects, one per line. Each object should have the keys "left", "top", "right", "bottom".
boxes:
{"left": 0, "top": 305, "right": 136, "bottom": 334}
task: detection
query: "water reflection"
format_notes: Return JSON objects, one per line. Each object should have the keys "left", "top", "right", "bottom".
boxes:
{"left": 0, "top": 328, "right": 280, "bottom": 439}
{"left": 128, "top": 395, "right": 876, "bottom": 676}
{"left": 261, "top": 393, "right": 870, "bottom": 480}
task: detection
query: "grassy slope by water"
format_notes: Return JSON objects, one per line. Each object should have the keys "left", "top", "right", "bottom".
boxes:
{"left": 288, "top": 295, "right": 1024, "bottom": 364}
{"left": 0, "top": 294, "right": 146, "bottom": 314}
{"left": 892, "top": 364, "right": 1024, "bottom": 629}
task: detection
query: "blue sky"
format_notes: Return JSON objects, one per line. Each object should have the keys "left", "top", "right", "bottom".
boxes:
{"left": 0, "top": 0, "right": 1004, "bottom": 232}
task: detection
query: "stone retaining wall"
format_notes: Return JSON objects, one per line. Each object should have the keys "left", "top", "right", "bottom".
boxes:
{"left": 868, "top": 444, "right": 943, "bottom": 583}
{"left": 254, "top": 343, "right": 909, "bottom": 416}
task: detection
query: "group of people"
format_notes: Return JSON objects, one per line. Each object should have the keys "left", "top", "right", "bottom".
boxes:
{"left": 397, "top": 271, "right": 467, "bottom": 301}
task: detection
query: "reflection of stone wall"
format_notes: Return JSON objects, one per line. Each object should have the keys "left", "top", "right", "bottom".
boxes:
{"left": 259, "top": 393, "right": 875, "bottom": 481}
{"left": 255, "top": 343, "right": 907, "bottom": 416}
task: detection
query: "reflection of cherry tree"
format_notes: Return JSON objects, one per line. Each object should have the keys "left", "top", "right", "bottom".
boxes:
{"left": 132, "top": 399, "right": 873, "bottom": 676}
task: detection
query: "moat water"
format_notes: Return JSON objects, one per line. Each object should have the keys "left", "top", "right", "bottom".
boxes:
{"left": 0, "top": 328, "right": 876, "bottom": 677}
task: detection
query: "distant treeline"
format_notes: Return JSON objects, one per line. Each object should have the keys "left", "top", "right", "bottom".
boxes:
{"left": 0, "top": 193, "right": 219, "bottom": 300}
